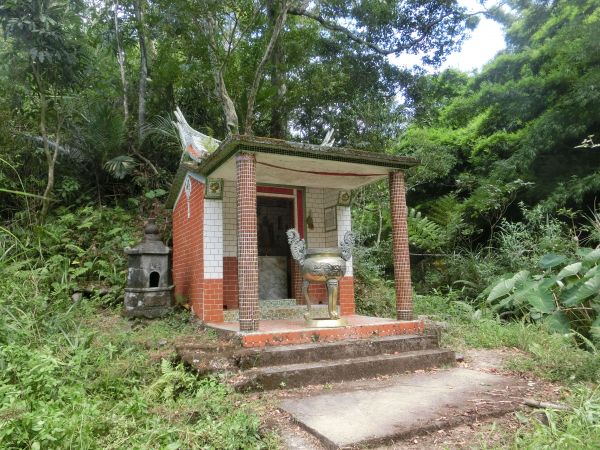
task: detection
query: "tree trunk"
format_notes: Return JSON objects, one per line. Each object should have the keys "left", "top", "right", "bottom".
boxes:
{"left": 268, "top": 0, "right": 287, "bottom": 138}
{"left": 38, "top": 90, "right": 52, "bottom": 223}
{"left": 134, "top": 0, "right": 148, "bottom": 144}
{"left": 204, "top": 15, "right": 239, "bottom": 135}
{"left": 32, "top": 63, "right": 56, "bottom": 223}
{"left": 113, "top": 0, "right": 129, "bottom": 124}
{"left": 244, "top": 0, "right": 289, "bottom": 135}
{"left": 377, "top": 202, "right": 383, "bottom": 245}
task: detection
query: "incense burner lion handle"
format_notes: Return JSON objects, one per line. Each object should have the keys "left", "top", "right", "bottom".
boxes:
{"left": 286, "top": 229, "right": 354, "bottom": 321}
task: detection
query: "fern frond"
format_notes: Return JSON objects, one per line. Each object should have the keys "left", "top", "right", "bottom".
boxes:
{"left": 148, "top": 359, "right": 197, "bottom": 401}
{"left": 408, "top": 208, "right": 445, "bottom": 251}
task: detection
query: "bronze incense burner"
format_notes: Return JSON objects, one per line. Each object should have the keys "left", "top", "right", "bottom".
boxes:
{"left": 287, "top": 229, "right": 354, "bottom": 327}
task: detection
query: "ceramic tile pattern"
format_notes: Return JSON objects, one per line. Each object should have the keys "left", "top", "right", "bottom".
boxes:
{"left": 206, "top": 315, "right": 425, "bottom": 347}
{"left": 172, "top": 162, "right": 424, "bottom": 328}
{"left": 223, "top": 180, "right": 237, "bottom": 257}
{"left": 172, "top": 176, "right": 224, "bottom": 323}
{"left": 389, "top": 171, "right": 413, "bottom": 320}
{"left": 305, "top": 187, "right": 327, "bottom": 247}
{"left": 203, "top": 198, "right": 223, "bottom": 279}
{"left": 236, "top": 153, "right": 260, "bottom": 331}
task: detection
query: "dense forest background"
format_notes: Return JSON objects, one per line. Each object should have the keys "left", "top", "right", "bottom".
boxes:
{"left": 1, "top": 0, "right": 599, "bottom": 333}
{"left": 1, "top": 1, "right": 599, "bottom": 446}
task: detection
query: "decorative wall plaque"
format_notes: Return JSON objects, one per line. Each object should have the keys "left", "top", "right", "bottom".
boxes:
{"left": 337, "top": 190, "right": 352, "bottom": 206}
{"left": 324, "top": 206, "right": 337, "bottom": 232}
{"left": 204, "top": 178, "right": 224, "bottom": 199}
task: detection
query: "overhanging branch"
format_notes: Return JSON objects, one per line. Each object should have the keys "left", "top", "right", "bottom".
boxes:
{"left": 288, "top": 5, "right": 491, "bottom": 56}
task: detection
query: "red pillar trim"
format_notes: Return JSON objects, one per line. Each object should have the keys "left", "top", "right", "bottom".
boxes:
{"left": 236, "top": 153, "right": 260, "bottom": 331}
{"left": 389, "top": 171, "right": 413, "bottom": 320}
{"left": 295, "top": 189, "right": 304, "bottom": 239}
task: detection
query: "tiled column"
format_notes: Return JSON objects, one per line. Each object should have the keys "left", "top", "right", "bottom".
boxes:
{"left": 389, "top": 171, "right": 413, "bottom": 320}
{"left": 236, "top": 153, "right": 260, "bottom": 331}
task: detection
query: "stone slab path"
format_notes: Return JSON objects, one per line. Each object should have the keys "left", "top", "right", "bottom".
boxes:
{"left": 279, "top": 366, "right": 531, "bottom": 449}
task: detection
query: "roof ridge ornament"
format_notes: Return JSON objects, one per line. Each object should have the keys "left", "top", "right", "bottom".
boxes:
{"left": 173, "top": 106, "right": 221, "bottom": 163}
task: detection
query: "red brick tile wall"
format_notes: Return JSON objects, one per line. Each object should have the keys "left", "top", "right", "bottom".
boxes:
{"left": 203, "top": 279, "right": 224, "bottom": 322}
{"left": 223, "top": 257, "right": 238, "bottom": 310}
{"left": 339, "top": 276, "right": 355, "bottom": 316}
{"left": 172, "top": 177, "right": 205, "bottom": 319}
{"left": 308, "top": 284, "right": 328, "bottom": 302}
{"left": 240, "top": 318, "right": 423, "bottom": 347}
{"left": 389, "top": 171, "right": 413, "bottom": 320}
{"left": 236, "top": 153, "right": 260, "bottom": 331}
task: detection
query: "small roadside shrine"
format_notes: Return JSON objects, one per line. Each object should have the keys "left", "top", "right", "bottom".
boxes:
{"left": 165, "top": 111, "right": 421, "bottom": 346}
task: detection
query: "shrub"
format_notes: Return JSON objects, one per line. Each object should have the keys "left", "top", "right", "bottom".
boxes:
{"left": 485, "top": 249, "right": 600, "bottom": 341}
{"left": 415, "top": 294, "right": 600, "bottom": 383}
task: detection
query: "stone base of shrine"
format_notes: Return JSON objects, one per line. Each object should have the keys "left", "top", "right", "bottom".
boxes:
{"left": 203, "top": 315, "right": 425, "bottom": 348}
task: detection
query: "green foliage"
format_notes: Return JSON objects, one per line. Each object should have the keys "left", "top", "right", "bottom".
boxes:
{"left": 390, "top": 0, "right": 600, "bottom": 256}
{"left": 0, "top": 208, "right": 275, "bottom": 449}
{"left": 486, "top": 248, "right": 600, "bottom": 340}
{"left": 412, "top": 293, "right": 600, "bottom": 383}
{"left": 355, "top": 277, "right": 396, "bottom": 319}
{"left": 104, "top": 155, "right": 139, "bottom": 179}
{"left": 359, "top": 291, "right": 600, "bottom": 384}
{"left": 148, "top": 359, "right": 199, "bottom": 401}
{"left": 0, "top": 0, "right": 85, "bottom": 85}
{"left": 407, "top": 208, "right": 445, "bottom": 252}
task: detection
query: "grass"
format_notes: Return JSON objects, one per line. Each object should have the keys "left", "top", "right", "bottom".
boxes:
{"left": 511, "top": 386, "right": 600, "bottom": 449}
{"left": 0, "top": 295, "right": 278, "bottom": 449}
{"left": 357, "top": 285, "right": 600, "bottom": 383}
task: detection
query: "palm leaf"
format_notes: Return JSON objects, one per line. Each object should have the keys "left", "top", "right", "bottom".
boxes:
{"left": 104, "top": 155, "right": 138, "bottom": 179}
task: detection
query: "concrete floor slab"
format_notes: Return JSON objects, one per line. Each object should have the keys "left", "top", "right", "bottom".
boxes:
{"left": 280, "top": 368, "right": 528, "bottom": 449}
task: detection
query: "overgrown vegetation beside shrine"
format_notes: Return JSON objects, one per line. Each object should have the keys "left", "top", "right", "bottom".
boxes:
{"left": 0, "top": 208, "right": 277, "bottom": 448}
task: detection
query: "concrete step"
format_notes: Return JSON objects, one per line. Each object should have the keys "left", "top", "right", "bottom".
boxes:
{"left": 223, "top": 304, "right": 329, "bottom": 322}
{"left": 237, "top": 334, "right": 440, "bottom": 369}
{"left": 280, "top": 367, "right": 528, "bottom": 449}
{"left": 232, "top": 348, "right": 455, "bottom": 391}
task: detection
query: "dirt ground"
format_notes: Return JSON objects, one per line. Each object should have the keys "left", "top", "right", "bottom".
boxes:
{"left": 258, "top": 348, "right": 565, "bottom": 449}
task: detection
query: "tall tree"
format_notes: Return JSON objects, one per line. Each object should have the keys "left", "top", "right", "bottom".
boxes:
{"left": 0, "top": 0, "right": 85, "bottom": 221}
{"left": 395, "top": 0, "right": 600, "bottom": 242}
{"left": 134, "top": 0, "right": 149, "bottom": 143}
{"left": 162, "top": 0, "right": 478, "bottom": 139}
{"left": 112, "top": 0, "right": 129, "bottom": 124}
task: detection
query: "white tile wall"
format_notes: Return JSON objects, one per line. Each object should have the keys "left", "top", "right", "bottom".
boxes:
{"left": 204, "top": 199, "right": 224, "bottom": 278}
{"left": 223, "top": 180, "right": 237, "bottom": 257}
{"left": 306, "top": 187, "right": 326, "bottom": 247}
